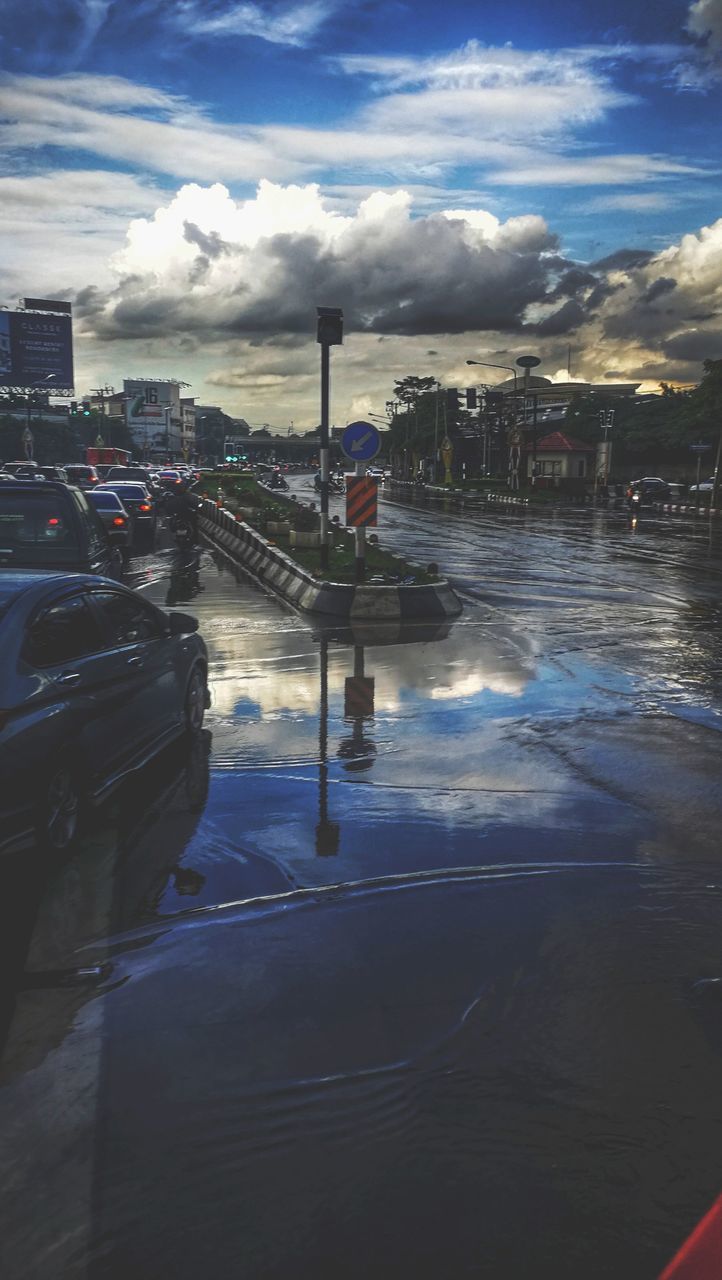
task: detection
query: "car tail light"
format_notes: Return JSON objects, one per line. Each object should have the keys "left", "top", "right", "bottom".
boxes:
{"left": 113, "top": 516, "right": 126, "bottom": 526}
{"left": 139, "top": 502, "right": 151, "bottom": 512}
{"left": 47, "top": 517, "right": 60, "bottom": 526}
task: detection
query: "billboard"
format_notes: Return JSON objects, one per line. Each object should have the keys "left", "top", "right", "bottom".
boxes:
{"left": 0, "top": 309, "right": 74, "bottom": 389}
{"left": 124, "top": 379, "right": 182, "bottom": 454}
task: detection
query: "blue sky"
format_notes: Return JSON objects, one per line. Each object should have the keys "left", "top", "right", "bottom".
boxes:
{"left": 0, "top": 0, "right": 721, "bottom": 421}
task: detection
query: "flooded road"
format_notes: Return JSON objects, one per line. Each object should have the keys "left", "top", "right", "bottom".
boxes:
{"left": 2, "top": 495, "right": 722, "bottom": 1279}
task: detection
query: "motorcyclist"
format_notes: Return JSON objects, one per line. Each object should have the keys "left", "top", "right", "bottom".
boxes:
{"left": 165, "top": 477, "right": 202, "bottom": 542}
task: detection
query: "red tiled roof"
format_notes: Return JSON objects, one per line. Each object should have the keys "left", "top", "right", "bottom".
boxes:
{"left": 535, "top": 431, "right": 595, "bottom": 453}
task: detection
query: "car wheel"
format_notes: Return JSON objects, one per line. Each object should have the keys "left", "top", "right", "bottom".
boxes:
{"left": 184, "top": 667, "right": 206, "bottom": 734}
{"left": 38, "top": 765, "right": 81, "bottom": 853}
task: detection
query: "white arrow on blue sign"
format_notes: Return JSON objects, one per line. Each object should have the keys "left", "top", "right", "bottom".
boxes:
{"left": 340, "top": 420, "right": 381, "bottom": 462}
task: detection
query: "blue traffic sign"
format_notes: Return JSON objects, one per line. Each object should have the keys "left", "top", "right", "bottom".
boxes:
{"left": 341, "top": 420, "right": 381, "bottom": 462}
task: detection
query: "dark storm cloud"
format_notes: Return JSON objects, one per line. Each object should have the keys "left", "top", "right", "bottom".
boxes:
{"left": 590, "top": 248, "right": 655, "bottom": 272}
{"left": 91, "top": 210, "right": 563, "bottom": 339}
{"left": 642, "top": 276, "right": 677, "bottom": 303}
{"left": 548, "top": 268, "right": 598, "bottom": 300}
{"left": 535, "top": 299, "right": 588, "bottom": 336}
{"left": 662, "top": 328, "right": 722, "bottom": 361}
{"left": 183, "top": 221, "right": 231, "bottom": 258}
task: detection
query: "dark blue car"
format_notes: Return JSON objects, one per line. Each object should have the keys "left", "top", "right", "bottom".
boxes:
{"left": 0, "top": 572, "right": 210, "bottom": 853}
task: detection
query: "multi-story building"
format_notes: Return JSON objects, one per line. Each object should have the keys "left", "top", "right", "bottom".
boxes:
{"left": 180, "top": 396, "right": 196, "bottom": 459}
{"left": 123, "top": 377, "right": 190, "bottom": 460}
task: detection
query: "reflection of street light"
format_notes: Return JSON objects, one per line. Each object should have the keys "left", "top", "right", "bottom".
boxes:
{"left": 316, "top": 635, "right": 340, "bottom": 856}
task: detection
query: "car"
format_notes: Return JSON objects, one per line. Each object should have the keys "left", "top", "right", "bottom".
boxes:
{"left": 0, "top": 571, "right": 210, "bottom": 852}
{"left": 63, "top": 464, "right": 101, "bottom": 490}
{"left": 3, "top": 461, "right": 39, "bottom": 476}
{"left": 367, "top": 467, "right": 386, "bottom": 480}
{"left": 86, "top": 489, "right": 132, "bottom": 554}
{"left": 666, "top": 482, "right": 687, "bottom": 502}
{"left": 626, "top": 477, "right": 670, "bottom": 507}
{"left": 0, "top": 480, "right": 124, "bottom": 577}
{"left": 37, "top": 465, "right": 69, "bottom": 483}
{"left": 105, "top": 466, "right": 162, "bottom": 495}
{"left": 688, "top": 476, "right": 716, "bottom": 495}
{"left": 95, "top": 482, "right": 157, "bottom": 544}
{"left": 157, "top": 469, "right": 183, "bottom": 490}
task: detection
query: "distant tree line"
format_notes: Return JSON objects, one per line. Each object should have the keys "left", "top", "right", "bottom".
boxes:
{"left": 385, "top": 361, "right": 722, "bottom": 477}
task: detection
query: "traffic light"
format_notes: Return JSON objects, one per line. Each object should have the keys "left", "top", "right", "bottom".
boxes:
{"left": 82, "top": 400, "right": 91, "bottom": 416}
{"left": 316, "top": 306, "right": 344, "bottom": 346}
{"left": 445, "top": 388, "right": 461, "bottom": 418}
{"left": 466, "top": 387, "right": 478, "bottom": 410}
{"left": 69, "top": 401, "right": 78, "bottom": 416}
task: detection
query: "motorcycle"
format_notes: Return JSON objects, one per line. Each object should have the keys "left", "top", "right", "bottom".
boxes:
{"left": 169, "top": 513, "right": 196, "bottom": 547}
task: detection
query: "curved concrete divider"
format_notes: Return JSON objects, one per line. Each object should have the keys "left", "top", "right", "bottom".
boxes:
{"left": 200, "top": 499, "right": 462, "bottom": 620}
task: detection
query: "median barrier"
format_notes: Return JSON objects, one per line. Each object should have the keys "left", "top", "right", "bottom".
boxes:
{"left": 199, "top": 499, "right": 461, "bottom": 620}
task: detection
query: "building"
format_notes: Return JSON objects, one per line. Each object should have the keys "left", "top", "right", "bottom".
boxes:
{"left": 123, "top": 377, "right": 190, "bottom": 460}
{"left": 529, "top": 431, "right": 595, "bottom": 482}
{"left": 494, "top": 374, "right": 641, "bottom": 429}
{"left": 180, "top": 396, "right": 196, "bottom": 459}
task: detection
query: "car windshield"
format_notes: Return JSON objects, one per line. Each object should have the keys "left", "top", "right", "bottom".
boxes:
{"left": 99, "top": 484, "right": 148, "bottom": 497}
{"left": 88, "top": 491, "right": 123, "bottom": 510}
{"left": 0, "top": 491, "right": 79, "bottom": 563}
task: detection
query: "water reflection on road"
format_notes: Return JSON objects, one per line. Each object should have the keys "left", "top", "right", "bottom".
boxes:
{"left": 2, "top": 504, "right": 722, "bottom": 1280}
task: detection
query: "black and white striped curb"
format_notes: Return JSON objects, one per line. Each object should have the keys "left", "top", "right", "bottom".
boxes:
{"left": 655, "top": 503, "right": 721, "bottom": 517}
{"left": 200, "top": 500, "right": 462, "bottom": 620}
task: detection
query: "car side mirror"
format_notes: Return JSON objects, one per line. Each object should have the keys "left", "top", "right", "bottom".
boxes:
{"left": 167, "top": 611, "right": 199, "bottom": 635}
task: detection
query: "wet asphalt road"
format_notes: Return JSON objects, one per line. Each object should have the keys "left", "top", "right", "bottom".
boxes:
{"left": 1, "top": 489, "right": 722, "bottom": 1280}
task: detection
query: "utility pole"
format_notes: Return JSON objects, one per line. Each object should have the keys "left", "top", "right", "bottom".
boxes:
{"left": 316, "top": 307, "right": 344, "bottom": 572}
{"left": 91, "top": 385, "right": 114, "bottom": 447}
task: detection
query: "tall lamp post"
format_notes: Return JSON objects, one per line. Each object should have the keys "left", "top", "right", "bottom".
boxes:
{"left": 25, "top": 374, "right": 57, "bottom": 458}
{"left": 466, "top": 359, "right": 519, "bottom": 488}
{"left": 316, "top": 307, "right": 344, "bottom": 572}
{"left": 516, "top": 355, "right": 541, "bottom": 481}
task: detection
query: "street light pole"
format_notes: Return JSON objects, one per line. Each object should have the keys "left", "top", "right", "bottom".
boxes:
{"left": 316, "top": 307, "right": 344, "bottom": 572}
{"left": 466, "top": 359, "right": 519, "bottom": 487}
{"left": 25, "top": 374, "right": 57, "bottom": 459}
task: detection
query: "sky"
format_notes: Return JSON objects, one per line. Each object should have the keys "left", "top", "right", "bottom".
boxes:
{"left": 0, "top": 0, "right": 721, "bottom": 425}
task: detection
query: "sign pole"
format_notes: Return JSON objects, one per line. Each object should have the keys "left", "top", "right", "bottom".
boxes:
{"left": 319, "top": 341, "right": 330, "bottom": 570}
{"left": 355, "top": 460, "right": 367, "bottom": 582}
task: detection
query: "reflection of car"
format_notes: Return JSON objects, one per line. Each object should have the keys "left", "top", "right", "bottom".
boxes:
{"left": 63, "top": 464, "right": 100, "bottom": 490}
{"left": 0, "top": 571, "right": 210, "bottom": 852}
{"left": 0, "top": 481, "right": 123, "bottom": 577}
{"left": 86, "top": 489, "right": 132, "bottom": 553}
{"left": 95, "top": 482, "right": 156, "bottom": 544}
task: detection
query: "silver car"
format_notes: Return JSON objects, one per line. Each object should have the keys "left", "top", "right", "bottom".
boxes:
{"left": 87, "top": 488, "right": 132, "bottom": 553}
